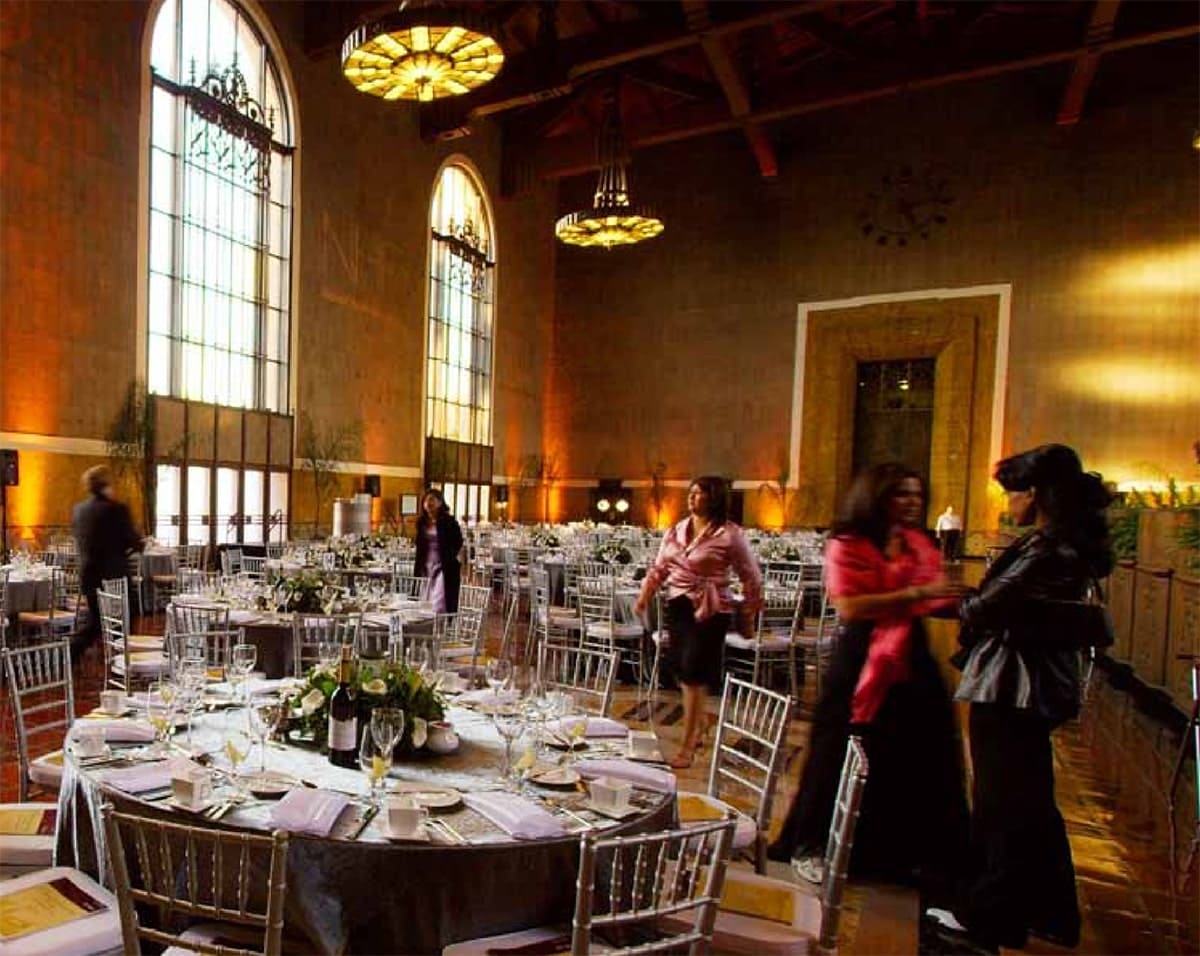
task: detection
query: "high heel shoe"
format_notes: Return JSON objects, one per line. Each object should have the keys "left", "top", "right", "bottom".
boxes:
{"left": 668, "top": 740, "right": 699, "bottom": 769}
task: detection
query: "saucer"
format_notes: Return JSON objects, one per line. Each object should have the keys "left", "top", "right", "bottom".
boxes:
{"left": 93, "top": 706, "right": 138, "bottom": 718}
{"left": 384, "top": 822, "right": 432, "bottom": 843}
{"left": 243, "top": 771, "right": 299, "bottom": 799}
{"left": 390, "top": 785, "right": 462, "bottom": 810}
{"left": 584, "top": 800, "right": 640, "bottom": 821}
{"left": 529, "top": 767, "right": 581, "bottom": 788}
{"left": 165, "top": 797, "right": 217, "bottom": 814}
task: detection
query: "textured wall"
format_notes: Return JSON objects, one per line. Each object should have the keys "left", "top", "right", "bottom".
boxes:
{"left": 0, "top": 0, "right": 556, "bottom": 535}
{"left": 550, "top": 43, "right": 1200, "bottom": 525}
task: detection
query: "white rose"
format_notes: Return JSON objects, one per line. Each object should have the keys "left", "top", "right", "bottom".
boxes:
{"left": 410, "top": 716, "right": 427, "bottom": 749}
{"left": 362, "top": 678, "right": 387, "bottom": 696}
{"left": 300, "top": 688, "right": 325, "bottom": 716}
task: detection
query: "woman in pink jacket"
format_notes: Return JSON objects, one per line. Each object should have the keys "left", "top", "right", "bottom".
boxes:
{"left": 635, "top": 475, "right": 762, "bottom": 768}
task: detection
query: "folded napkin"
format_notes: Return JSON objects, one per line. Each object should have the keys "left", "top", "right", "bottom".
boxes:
{"left": 228, "top": 609, "right": 261, "bottom": 625}
{"left": 268, "top": 789, "right": 351, "bottom": 837}
{"left": 104, "top": 758, "right": 193, "bottom": 794}
{"left": 544, "top": 716, "right": 627, "bottom": 739}
{"left": 462, "top": 791, "right": 566, "bottom": 840}
{"left": 576, "top": 759, "right": 677, "bottom": 794}
{"left": 458, "top": 688, "right": 520, "bottom": 707}
{"left": 247, "top": 677, "right": 303, "bottom": 698}
{"left": 73, "top": 718, "right": 156, "bottom": 743}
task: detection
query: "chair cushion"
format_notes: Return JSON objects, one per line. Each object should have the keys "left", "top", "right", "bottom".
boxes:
{"left": 675, "top": 792, "right": 757, "bottom": 849}
{"left": 725, "top": 633, "right": 792, "bottom": 652}
{"left": 442, "top": 924, "right": 605, "bottom": 956}
{"left": 0, "top": 803, "right": 56, "bottom": 867}
{"left": 29, "top": 752, "right": 65, "bottom": 790}
{"left": 660, "top": 870, "right": 821, "bottom": 956}
{"left": 112, "top": 652, "right": 168, "bottom": 676}
{"left": 585, "top": 622, "right": 643, "bottom": 641}
{"left": 0, "top": 866, "right": 123, "bottom": 956}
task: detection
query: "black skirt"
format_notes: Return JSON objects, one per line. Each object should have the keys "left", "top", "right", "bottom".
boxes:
{"left": 664, "top": 595, "right": 729, "bottom": 691}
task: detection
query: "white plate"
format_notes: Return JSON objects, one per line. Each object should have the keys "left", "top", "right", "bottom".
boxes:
{"left": 390, "top": 785, "right": 462, "bottom": 810}
{"left": 383, "top": 822, "right": 433, "bottom": 843}
{"left": 530, "top": 767, "right": 581, "bottom": 788}
{"left": 585, "top": 800, "right": 640, "bottom": 821}
{"left": 164, "top": 797, "right": 217, "bottom": 814}
{"left": 93, "top": 707, "right": 138, "bottom": 718}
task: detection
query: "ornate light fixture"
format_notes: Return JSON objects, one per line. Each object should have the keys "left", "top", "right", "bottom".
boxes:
{"left": 555, "top": 91, "right": 664, "bottom": 249}
{"left": 342, "top": 3, "right": 504, "bottom": 103}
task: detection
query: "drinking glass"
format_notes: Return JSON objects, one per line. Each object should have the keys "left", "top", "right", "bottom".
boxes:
{"left": 370, "top": 708, "right": 405, "bottom": 757}
{"left": 486, "top": 658, "right": 512, "bottom": 696}
{"left": 145, "top": 680, "right": 178, "bottom": 755}
{"left": 229, "top": 643, "right": 257, "bottom": 705}
{"left": 247, "top": 699, "right": 285, "bottom": 773}
{"left": 223, "top": 728, "right": 253, "bottom": 797}
{"left": 359, "top": 732, "right": 393, "bottom": 808}
{"left": 491, "top": 712, "right": 528, "bottom": 790}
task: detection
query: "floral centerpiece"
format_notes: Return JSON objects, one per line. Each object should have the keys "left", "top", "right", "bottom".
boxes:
{"left": 530, "top": 525, "right": 561, "bottom": 549}
{"left": 758, "top": 534, "right": 802, "bottom": 562}
{"left": 272, "top": 568, "right": 339, "bottom": 613}
{"left": 593, "top": 540, "right": 633, "bottom": 565}
{"left": 288, "top": 659, "right": 446, "bottom": 754}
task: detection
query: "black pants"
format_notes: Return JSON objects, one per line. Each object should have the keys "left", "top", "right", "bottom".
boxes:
{"left": 958, "top": 703, "right": 1080, "bottom": 949}
{"left": 769, "top": 620, "right": 968, "bottom": 901}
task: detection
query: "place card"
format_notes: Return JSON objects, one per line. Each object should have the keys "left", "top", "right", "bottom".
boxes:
{"left": 0, "top": 877, "right": 108, "bottom": 941}
{"left": 0, "top": 807, "right": 56, "bottom": 836}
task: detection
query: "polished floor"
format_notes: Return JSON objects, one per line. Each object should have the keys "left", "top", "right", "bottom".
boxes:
{"left": 3, "top": 621, "right": 1197, "bottom": 955}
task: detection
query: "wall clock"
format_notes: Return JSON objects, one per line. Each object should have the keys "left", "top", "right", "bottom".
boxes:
{"left": 858, "top": 164, "right": 953, "bottom": 247}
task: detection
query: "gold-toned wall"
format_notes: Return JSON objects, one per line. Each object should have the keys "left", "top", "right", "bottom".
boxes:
{"left": 0, "top": 0, "right": 556, "bottom": 539}
{"left": 549, "top": 47, "right": 1200, "bottom": 526}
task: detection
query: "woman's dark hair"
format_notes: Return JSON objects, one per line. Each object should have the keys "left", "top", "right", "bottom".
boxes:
{"left": 690, "top": 475, "right": 730, "bottom": 526}
{"left": 418, "top": 488, "right": 451, "bottom": 526}
{"left": 994, "top": 443, "right": 1113, "bottom": 577}
{"left": 833, "top": 462, "right": 924, "bottom": 550}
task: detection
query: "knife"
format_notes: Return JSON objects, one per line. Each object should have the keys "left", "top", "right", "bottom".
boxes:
{"left": 348, "top": 803, "right": 379, "bottom": 840}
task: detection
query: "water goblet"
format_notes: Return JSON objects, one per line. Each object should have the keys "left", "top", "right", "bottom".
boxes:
{"left": 145, "top": 680, "right": 178, "bottom": 755}
{"left": 491, "top": 711, "right": 528, "bottom": 791}
{"left": 359, "top": 732, "right": 393, "bottom": 808}
{"left": 370, "top": 707, "right": 405, "bottom": 757}
{"left": 486, "top": 658, "right": 512, "bottom": 696}
{"left": 229, "top": 643, "right": 257, "bottom": 705}
{"left": 247, "top": 699, "right": 285, "bottom": 773}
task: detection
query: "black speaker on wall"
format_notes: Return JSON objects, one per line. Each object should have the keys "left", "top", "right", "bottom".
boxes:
{"left": 1, "top": 449, "right": 18, "bottom": 487}
{"left": 494, "top": 485, "right": 509, "bottom": 504}
{"left": 364, "top": 474, "right": 381, "bottom": 498}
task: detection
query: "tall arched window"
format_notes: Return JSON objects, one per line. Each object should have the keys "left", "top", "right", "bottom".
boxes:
{"left": 425, "top": 163, "right": 495, "bottom": 523}
{"left": 146, "top": 0, "right": 295, "bottom": 547}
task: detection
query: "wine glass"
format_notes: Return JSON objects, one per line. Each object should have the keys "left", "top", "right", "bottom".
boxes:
{"left": 486, "top": 658, "right": 512, "bottom": 697}
{"left": 223, "top": 728, "right": 253, "bottom": 798}
{"left": 491, "top": 711, "right": 528, "bottom": 791}
{"left": 359, "top": 731, "right": 393, "bottom": 808}
{"left": 145, "top": 680, "right": 178, "bottom": 756}
{"left": 247, "top": 699, "right": 285, "bottom": 773}
{"left": 370, "top": 708, "right": 405, "bottom": 757}
{"left": 228, "top": 643, "right": 257, "bottom": 706}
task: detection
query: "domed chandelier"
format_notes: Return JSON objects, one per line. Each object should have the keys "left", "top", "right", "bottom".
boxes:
{"left": 555, "top": 90, "right": 664, "bottom": 249}
{"left": 342, "top": 2, "right": 505, "bottom": 103}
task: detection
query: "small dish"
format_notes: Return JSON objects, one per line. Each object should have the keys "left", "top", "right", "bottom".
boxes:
{"left": 164, "top": 796, "right": 218, "bottom": 814}
{"left": 584, "top": 800, "right": 640, "bottom": 821}
{"left": 242, "top": 771, "right": 299, "bottom": 799}
{"left": 391, "top": 785, "right": 462, "bottom": 810}
{"left": 384, "top": 822, "right": 432, "bottom": 843}
{"left": 93, "top": 706, "right": 138, "bottom": 718}
{"left": 530, "top": 767, "right": 582, "bottom": 788}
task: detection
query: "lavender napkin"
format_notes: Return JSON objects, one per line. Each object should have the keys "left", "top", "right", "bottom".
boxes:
{"left": 104, "top": 758, "right": 193, "bottom": 794}
{"left": 544, "top": 716, "right": 627, "bottom": 739}
{"left": 575, "top": 759, "right": 677, "bottom": 794}
{"left": 458, "top": 688, "right": 520, "bottom": 707}
{"left": 73, "top": 718, "right": 156, "bottom": 743}
{"left": 268, "top": 789, "right": 351, "bottom": 836}
{"left": 462, "top": 791, "right": 566, "bottom": 840}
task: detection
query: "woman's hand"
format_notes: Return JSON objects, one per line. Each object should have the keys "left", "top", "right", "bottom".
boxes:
{"left": 633, "top": 597, "right": 647, "bottom": 618}
{"left": 736, "top": 606, "right": 757, "bottom": 638}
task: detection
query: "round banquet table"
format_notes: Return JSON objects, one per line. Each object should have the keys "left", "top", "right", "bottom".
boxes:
{"left": 54, "top": 703, "right": 673, "bottom": 954}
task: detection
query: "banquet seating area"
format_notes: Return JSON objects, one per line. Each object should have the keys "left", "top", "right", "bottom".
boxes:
{"left": 2, "top": 0, "right": 1199, "bottom": 952}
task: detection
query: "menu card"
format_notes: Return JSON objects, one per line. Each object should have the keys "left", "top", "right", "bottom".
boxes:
{"left": 0, "top": 807, "right": 56, "bottom": 836}
{"left": 0, "top": 877, "right": 108, "bottom": 941}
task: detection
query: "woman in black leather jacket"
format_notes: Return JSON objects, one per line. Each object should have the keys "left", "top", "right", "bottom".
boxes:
{"left": 925, "top": 444, "right": 1112, "bottom": 952}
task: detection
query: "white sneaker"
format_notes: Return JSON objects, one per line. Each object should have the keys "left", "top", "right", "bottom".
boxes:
{"left": 790, "top": 855, "right": 825, "bottom": 885}
{"left": 924, "top": 908, "right": 968, "bottom": 933}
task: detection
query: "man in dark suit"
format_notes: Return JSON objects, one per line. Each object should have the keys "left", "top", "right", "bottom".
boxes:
{"left": 71, "top": 466, "right": 143, "bottom": 662}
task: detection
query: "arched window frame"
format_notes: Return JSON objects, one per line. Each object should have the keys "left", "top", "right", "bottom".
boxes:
{"left": 424, "top": 159, "right": 496, "bottom": 524}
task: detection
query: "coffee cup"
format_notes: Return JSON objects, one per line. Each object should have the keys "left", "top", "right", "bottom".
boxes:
{"left": 386, "top": 796, "right": 428, "bottom": 836}
{"left": 74, "top": 724, "right": 107, "bottom": 758}
{"left": 628, "top": 730, "right": 658, "bottom": 759}
{"left": 99, "top": 690, "right": 127, "bottom": 715}
{"left": 589, "top": 776, "right": 632, "bottom": 813}
{"left": 171, "top": 768, "right": 215, "bottom": 808}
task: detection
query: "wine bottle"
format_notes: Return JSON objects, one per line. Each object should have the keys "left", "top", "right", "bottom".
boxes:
{"left": 327, "top": 645, "right": 358, "bottom": 768}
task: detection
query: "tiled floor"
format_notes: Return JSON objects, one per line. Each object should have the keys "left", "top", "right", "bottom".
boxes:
{"left": 3, "top": 616, "right": 1196, "bottom": 955}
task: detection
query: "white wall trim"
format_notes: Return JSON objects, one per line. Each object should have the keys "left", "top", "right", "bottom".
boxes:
{"left": 791, "top": 283, "right": 1013, "bottom": 488}
{"left": 0, "top": 432, "right": 110, "bottom": 457}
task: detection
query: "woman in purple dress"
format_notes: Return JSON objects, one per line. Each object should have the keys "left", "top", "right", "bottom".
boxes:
{"left": 413, "top": 489, "right": 464, "bottom": 613}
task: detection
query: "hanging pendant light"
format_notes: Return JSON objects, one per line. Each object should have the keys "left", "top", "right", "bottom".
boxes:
{"left": 555, "top": 89, "right": 664, "bottom": 249}
{"left": 342, "top": 2, "right": 505, "bottom": 103}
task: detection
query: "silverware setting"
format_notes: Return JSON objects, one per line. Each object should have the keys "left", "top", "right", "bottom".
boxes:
{"left": 428, "top": 817, "right": 468, "bottom": 845}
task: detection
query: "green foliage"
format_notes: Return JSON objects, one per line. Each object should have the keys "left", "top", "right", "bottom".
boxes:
{"left": 297, "top": 413, "right": 364, "bottom": 531}
{"left": 105, "top": 381, "right": 154, "bottom": 532}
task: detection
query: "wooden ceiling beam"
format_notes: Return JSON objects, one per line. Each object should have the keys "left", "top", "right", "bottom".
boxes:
{"left": 1057, "top": 0, "right": 1122, "bottom": 126}
{"left": 524, "top": 21, "right": 1200, "bottom": 180}
{"left": 682, "top": 0, "right": 778, "bottom": 178}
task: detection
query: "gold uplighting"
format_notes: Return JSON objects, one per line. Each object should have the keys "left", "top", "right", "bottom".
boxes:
{"left": 1057, "top": 357, "right": 1197, "bottom": 406}
{"left": 555, "top": 89, "right": 663, "bottom": 249}
{"left": 1082, "top": 240, "right": 1200, "bottom": 296}
{"left": 342, "top": 5, "right": 504, "bottom": 103}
